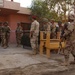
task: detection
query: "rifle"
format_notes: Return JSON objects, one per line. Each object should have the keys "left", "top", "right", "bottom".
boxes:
{"left": 61, "top": 29, "right": 74, "bottom": 40}
{"left": 58, "top": 30, "right": 74, "bottom": 54}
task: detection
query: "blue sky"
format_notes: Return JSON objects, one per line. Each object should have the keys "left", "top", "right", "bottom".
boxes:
{"left": 14, "top": 0, "right": 32, "bottom": 7}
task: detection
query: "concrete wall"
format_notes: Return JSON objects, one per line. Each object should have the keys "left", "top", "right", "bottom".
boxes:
{"left": 0, "top": 15, "right": 9, "bottom": 22}
{"left": 3, "top": 1, "right": 31, "bottom": 15}
{"left": 4, "top": 1, "right": 20, "bottom": 10}
{"left": 9, "top": 14, "right": 31, "bottom": 43}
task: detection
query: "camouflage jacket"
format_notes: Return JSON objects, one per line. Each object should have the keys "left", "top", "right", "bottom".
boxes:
{"left": 2, "top": 26, "right": 10, "bottom": 33}
{"left": 30, "top": 20, "right": 39, "bottom": 36}
{"left": 41, "top": 22, "right": 51, "bottom": 32}
{"left": 16, "top": 26, "right": 23, "bottom": 34}
{"left": 63, "top": 22, "right": 75, "bottom": 42}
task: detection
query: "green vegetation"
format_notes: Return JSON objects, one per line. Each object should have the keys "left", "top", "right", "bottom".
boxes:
{"left": 30, "top": 0, "right": 74, "bottom": 22}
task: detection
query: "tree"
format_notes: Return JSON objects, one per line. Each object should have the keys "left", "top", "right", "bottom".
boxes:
{"left": 30, "top": 0, "right": 74, "bottom": 22}
{"left": 31, "top": 0, "right": 50, "bottom": 18}
{"left": 30, "top": 0, "right": 59, "bottom": 21}
{"left": 45, "top": 0, "right": 74, "bottom": 22}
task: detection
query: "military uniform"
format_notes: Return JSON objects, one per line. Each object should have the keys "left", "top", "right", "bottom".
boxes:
{"left": 57, "top": 21, "right": 64, "bottom": 38}
{"left": 50, "top": 19, "right": 60, "bottom": 39}
{"left": 2, "top": 22, "right": 10, "bottom": 48}
{"left": 41, "top": 18, "right": 51, "bottom": 39}
{"left": 1, "top": 26, "right": 4, "bottom": 47}
{"left": 61, "top": 21, "right": 75, "bottom": 66}
{"left": 16, "top": 23, "right": 23, "bottom": 47}
{"left": 30, "top": 19, "right": 39, "bottom": 54}
{"left": 50, "top": 23, "right": 60, "bottom": 39}
{"left": 0, "top": 22, "right": 3, "bottom": 44}
{"left": 41, "top": 18, "right": 51, "bottom": 31}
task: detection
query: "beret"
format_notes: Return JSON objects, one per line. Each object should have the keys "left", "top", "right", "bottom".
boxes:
{"left": 32, "top": 16, "right": 37, "bottom": 19}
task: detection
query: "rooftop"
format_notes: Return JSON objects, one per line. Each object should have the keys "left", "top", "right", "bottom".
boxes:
{"left": 0, "top": 0, "right": 31, "bottom": 15}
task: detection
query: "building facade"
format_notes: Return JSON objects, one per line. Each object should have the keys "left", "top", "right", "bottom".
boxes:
{"left": 0, "top": 0, "right": 31, "bottom": 43}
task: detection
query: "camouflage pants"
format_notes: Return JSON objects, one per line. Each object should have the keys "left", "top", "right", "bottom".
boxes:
{"left": 6, "top": 34, "right": 10, "bottom": 46}
{"left": 1, "top": 33, "right": 6, "bottom": 47}
{"left": 64, "top": 41, "right": 75, "bottom": 60}
{"left": 30, "top": 35, "right": 38, "bottom": 53}
{"left": 1, "top": 33, "right": 10, "bottom": 47}
{"left": 16, "top": 33, "right": 22, "bottom": 46}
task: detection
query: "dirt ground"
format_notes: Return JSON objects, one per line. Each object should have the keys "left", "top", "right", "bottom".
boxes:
{"left": 0, "top": 45, "right": 75, "bottom": 75}
{"left": 0, "top": 63, "right": 75, "bottom": 75}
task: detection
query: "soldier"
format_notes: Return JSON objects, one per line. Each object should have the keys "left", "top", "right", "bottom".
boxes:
{"left": 41, "top": 18, "right": 51, "bottom": 40}
{"left": 40, "top": 18, "right": 51, "bottom": 53}
{"left": 50, "top": 19, "right": 60, "bottom": 39}
{"left": 15, "top": 22, "right": 23, "bottom": 47}
{"left": 2, "top": 22, "right": 10, "bottom": 49}
{"left": 0, "top": 22, "right": 3, "bottom": 44}
{"left": 58, "top": 21, "right": 64, "bottom": 38}
{"left": 61, "top": 14, "right": 75, "bottom": 66}
{"left": 42, "top": 18, "right": 51, "bottom": 31}
{"left": 30, "top": 16, "right": 39, "bottom": 55}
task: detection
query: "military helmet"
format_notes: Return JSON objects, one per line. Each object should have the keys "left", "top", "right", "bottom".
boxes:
{"left": 17, "top": 22, "right": 21, "bottom": 26}
{"left": 51, "top": 19, "right": 55, "bottom": 21}
{"left": 68, "top": 13, "right": 74, "bottom": 21}
{"left": 42, "top": 18, "right": 48, "bottom": 23}
{"left": 3, "top": 21, "right": 8, "bottom": 25}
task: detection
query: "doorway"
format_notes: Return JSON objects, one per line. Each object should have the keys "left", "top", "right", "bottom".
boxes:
{"left": 21, "top": 22, "right": 31, "bottom": 48}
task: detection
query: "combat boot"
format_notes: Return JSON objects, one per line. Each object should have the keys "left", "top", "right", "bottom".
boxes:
{"left": 61, "top": 58, "right": 70, "bottom": 66}
{"left": 70, "top": 57, "right": 75, "bottom": 64}
{"left": 1, "top": 44, "right": 4, "bottom": 47}
{"left": 31, "top": 49, "right": 37, "bottom": 55}
{"left": 16, "top": 44, "right": 21, "bottom": 47}
{"left": 61, "top": 61, "right": 70, "bottom": 66}
{"left": 6, "top": 43, "right": 9, "bottom": 48}
{"left": 3, "top": 46, "right": 7, "bottom": 49}
{"left": 16, "top": 44, "right": 19, "bottom": 47}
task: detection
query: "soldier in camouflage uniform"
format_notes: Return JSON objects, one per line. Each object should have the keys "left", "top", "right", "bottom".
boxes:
{"left": 40, "top": 18, "right": 51, "bottom": 53}
{"left": 0, "top": 22, "right": 3, "bottom": 44}
{"left": 57, "top": 21, "right": 64, "bottom": 38}
{"left": 61, "top": 14, "right": 75, "bottom": 66}
{"left": 50, "top": 19, "right": 60, "bottom": 39}
{"left": 16, "top": 22, "right": 23, "bottom": 47}
{"left": 1, "top": 24, "right": 4, "bottom": 47}
{"left": 2, "top": 22, "right": 10, "bottom": 49}
{"left": 30, "top": 16, "right": 39, "bottom": 55}
{"left": 41, "top": 18, "right": 51, "bottom": 31}
{"left": 41, "top": 18, "right": 51, "bottom": 39}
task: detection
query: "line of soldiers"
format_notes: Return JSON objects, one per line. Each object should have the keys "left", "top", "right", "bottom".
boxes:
{"left": 0, "top": 22, "right": 23, "bottom": 49}
{"left": 39, "top": 14, "right": 75, "bottom": 66}
{"left": 30, "top": 13, "right": 75, "bottom": 66}
{"left": 40, "top": 18, "right": 62, "bottom": 39}
{"left": 0, "top": 16, "right": 75, "bottom": 66}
